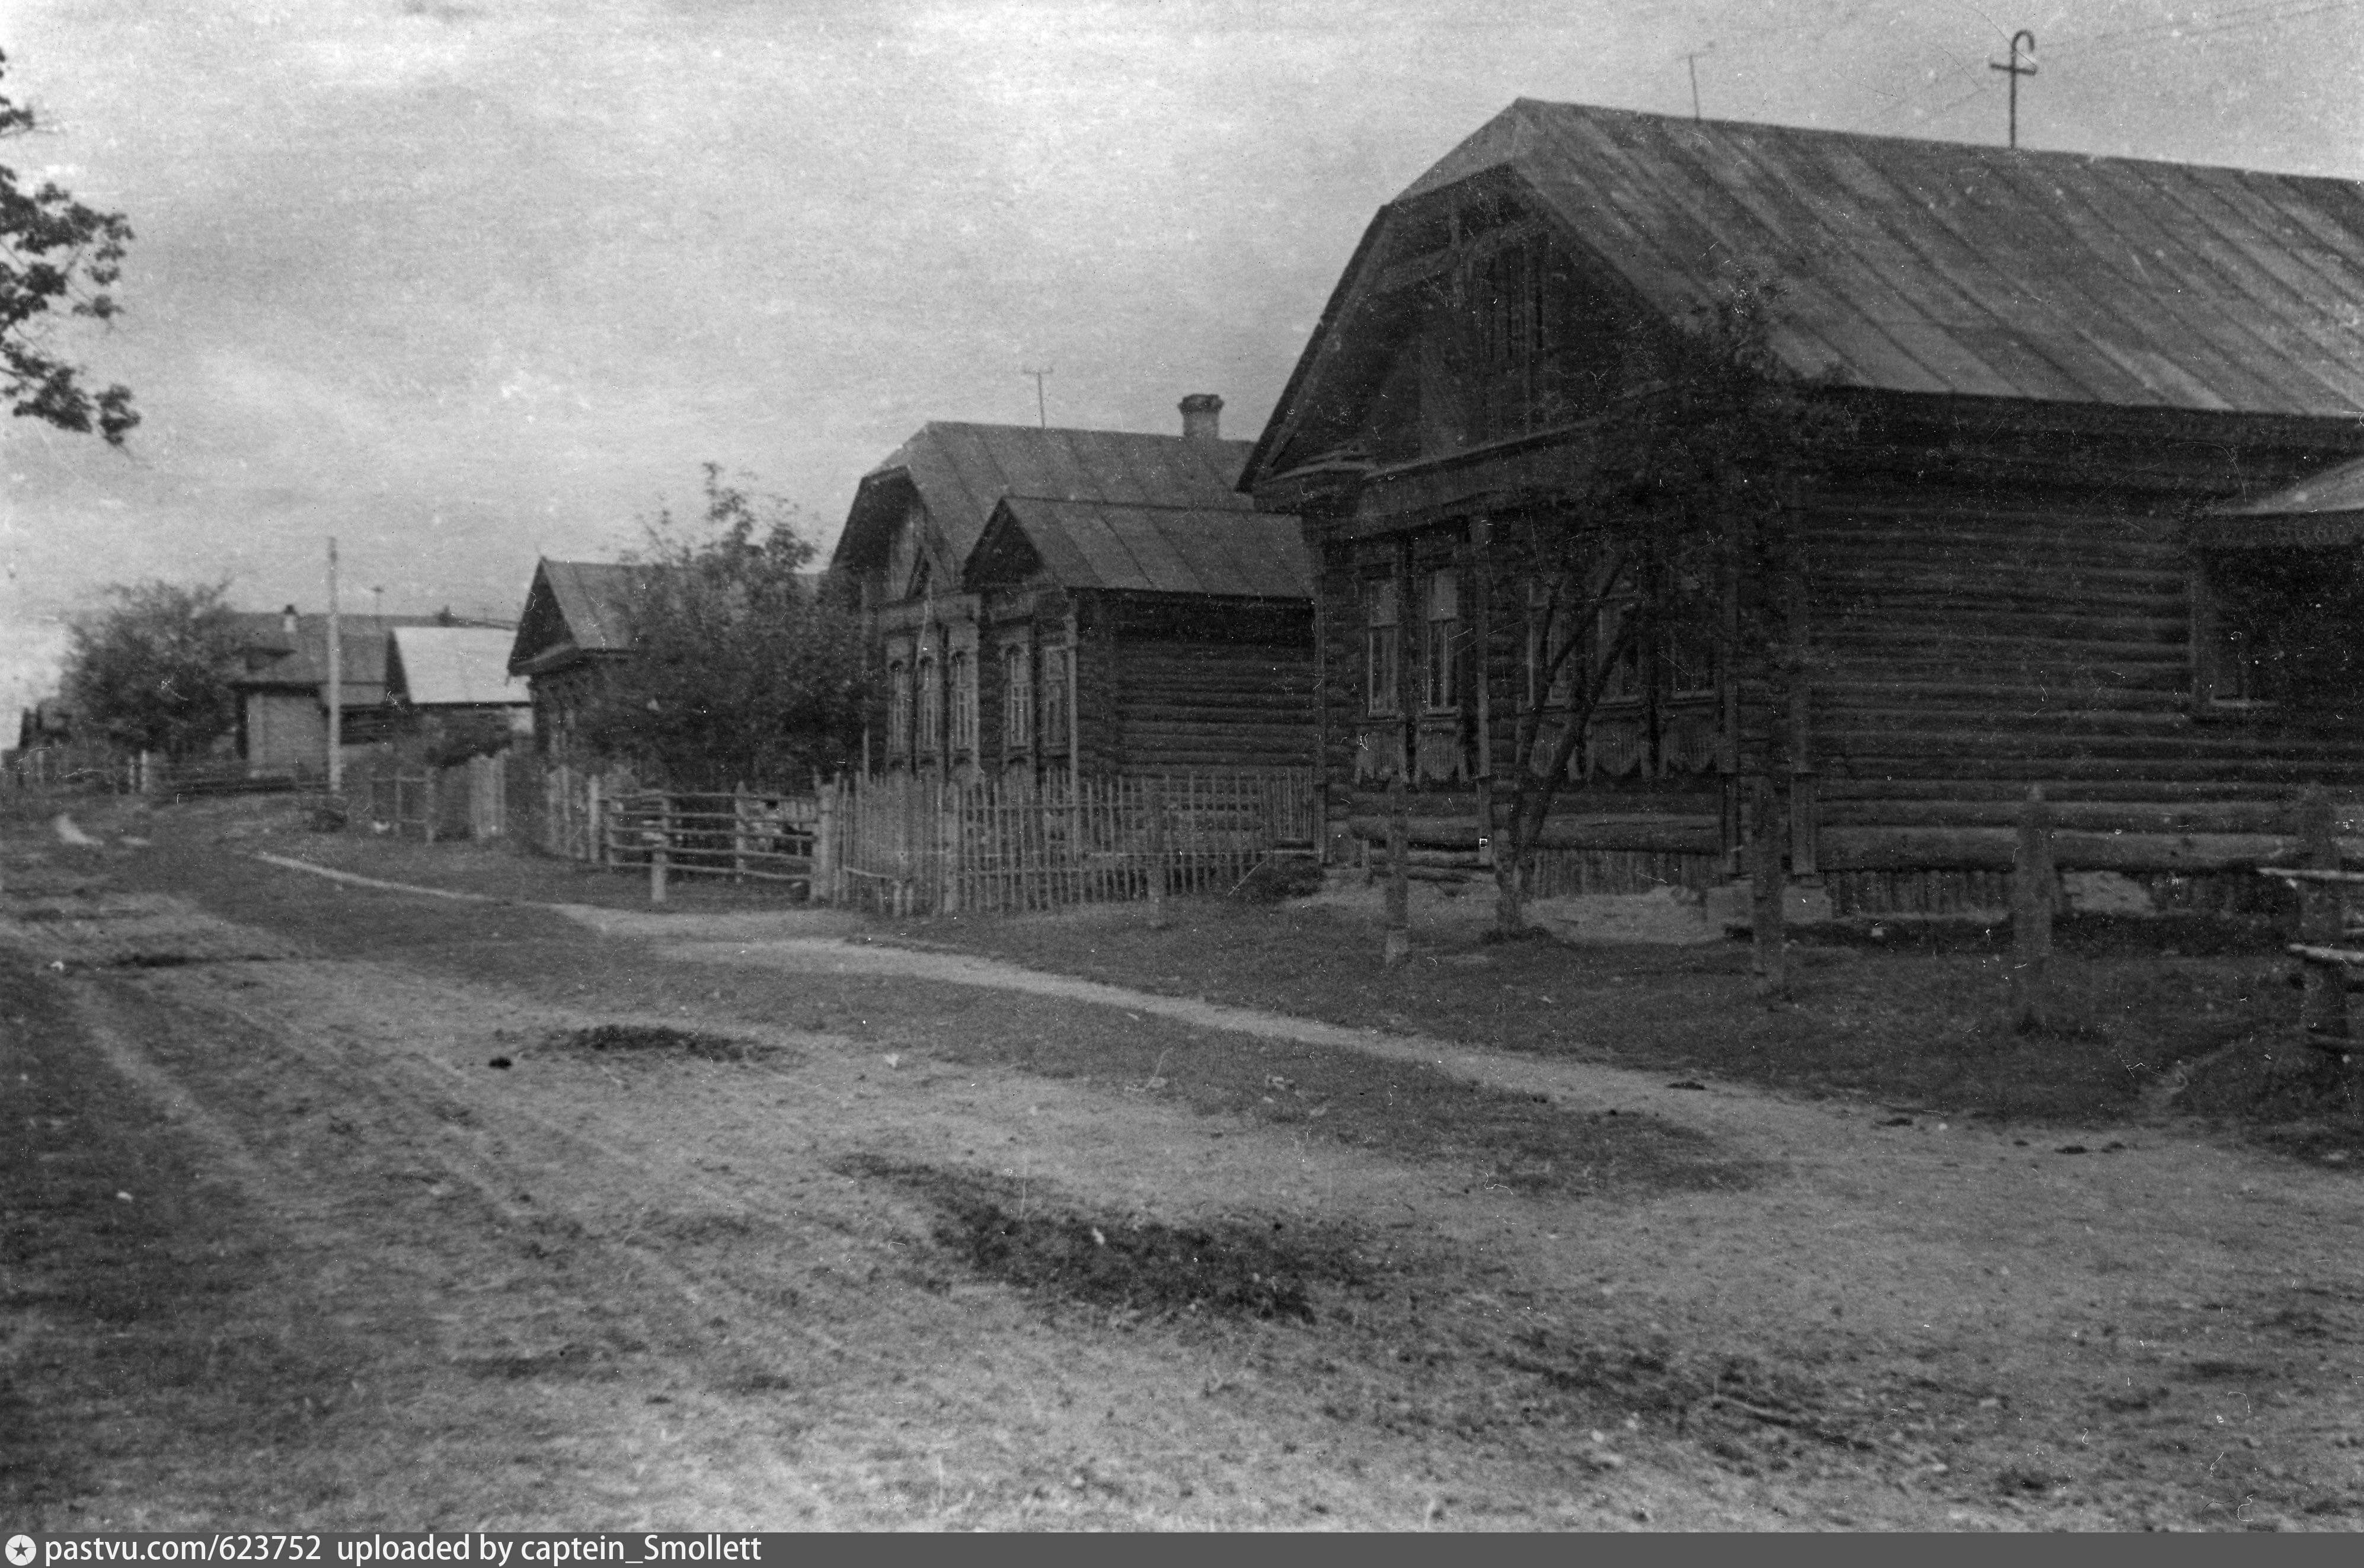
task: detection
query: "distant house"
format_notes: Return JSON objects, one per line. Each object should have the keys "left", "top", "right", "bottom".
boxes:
{"left": 231, "top": 608, "right": 448, "bottom": 775}
{"left": 506, "top": 559, "right": 656, "bottom": 761}
{"left": 1243, "top": 100, "right": 2364, "bottom": 908}
{"left": 385, "top": 625, "right": 532, "bottom": 755}
{"left": 829, "top": 396, "right": 1315, "bottom": 781}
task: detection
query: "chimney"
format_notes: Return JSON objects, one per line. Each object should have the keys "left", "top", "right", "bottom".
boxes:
{"left": 282, "top": 604, "right": 299, "bottom": 637}
{"left": 1179, "top": 393, "right": 1223, "bottom": 442}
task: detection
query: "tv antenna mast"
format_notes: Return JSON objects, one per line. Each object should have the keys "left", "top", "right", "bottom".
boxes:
{"left": 1021, "top": 366, "right": 1053, "bottom": 428}
{"left": 1679, "top": 43, "right": 1716, "bottom": 122}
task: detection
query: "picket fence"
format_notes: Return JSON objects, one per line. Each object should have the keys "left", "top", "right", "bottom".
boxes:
{"left": 826, "top": 769, "right": 1318, "bottom": 915}
{"left": 363, "top": 753, "right": 509, "bottom": 841}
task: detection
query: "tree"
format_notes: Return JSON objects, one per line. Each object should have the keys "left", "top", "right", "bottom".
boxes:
{"left": 2, "top": 47, "right": 136, "bottom": 445}
{"left": 1490, "top": 278, "right": 1853, "bottom": 936}
{"left": 576, "top": 465, "right": 865, "bottom": 790}
{"left": 63, "top": 580, "right": 242, "bottom": 755}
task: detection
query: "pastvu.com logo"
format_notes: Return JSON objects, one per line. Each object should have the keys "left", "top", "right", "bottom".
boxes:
{"left": 7, "top": 1534, "right": 37, "bottom": 1567}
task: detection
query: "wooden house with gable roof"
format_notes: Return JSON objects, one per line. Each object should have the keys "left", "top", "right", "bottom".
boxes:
{"left": 506, "top": 558, "right": 661, "bottom": 761}
{"left": 1243, "top": 99, "right": 2364, "bottom": 912}
{"left": 830, "top": 397, "right": 1315, "bottom": 781}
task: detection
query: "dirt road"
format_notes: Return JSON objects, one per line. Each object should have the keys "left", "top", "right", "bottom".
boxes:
{"left": 6, "top": 800, "right": 2362, "bottom": 1530}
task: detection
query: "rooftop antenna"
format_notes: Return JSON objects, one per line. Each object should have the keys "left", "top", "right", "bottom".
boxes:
{"left": 1021, "top": 366, "right": 1053, "bottom": 429}
{"left": 1681, "top": 44, "right": 1715, "bottom": 122}
{"left": 1989, "top": 30, "right": 2036, "bottom": 148}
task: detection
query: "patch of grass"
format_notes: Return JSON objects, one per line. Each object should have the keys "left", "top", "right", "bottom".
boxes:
{"left": 2173, "top": 1036, "right": 2364, "bottom": 1165}
{"left": 916, "top": 899, "right": 2290, "bottom": 1126}
{"left": 841, "top": 1155, "right": 1366, "bottom": 1323}
{"left": 552, "top": 1023, "right": 774, "bottom": 1063}
{"left": 1803, "top": 912, "right": 2287, "bottom": 960}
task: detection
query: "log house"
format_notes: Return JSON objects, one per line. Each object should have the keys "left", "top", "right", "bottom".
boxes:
{"left": 1242, "top": 101, "right": 2364, "bottom": 914}
{"left": 830, "top": 400, "right": 1316, "bottom": 781}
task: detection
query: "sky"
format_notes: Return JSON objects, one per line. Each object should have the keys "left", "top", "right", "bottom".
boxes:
{"left": 3, "top": 0, "right": 2361, "bottom": 716}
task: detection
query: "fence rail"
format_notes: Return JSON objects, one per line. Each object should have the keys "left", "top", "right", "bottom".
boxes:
{"left": 602, "top": 790, "right": 818, "bottom": 887}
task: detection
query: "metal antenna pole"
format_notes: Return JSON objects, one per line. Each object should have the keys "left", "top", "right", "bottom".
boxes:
{"left": 1682, "top": 47, "right": 1713, "bottom": 122}
{"left": 1021, "top": 366, "right": 1052, "bottom": 428}
{"left": 1988, "top": 30, "right": 2036, "bottom": 148}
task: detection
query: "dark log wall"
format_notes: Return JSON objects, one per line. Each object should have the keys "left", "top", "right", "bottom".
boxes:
{"left": 1804, "top": 487, "right": 2364, "bottom": 884}
{"left": 1290, "top": 400, "right": 2364, "bottom": 902}
{"left": 1108, "top": 596, "right": 1317, "bottom": 774}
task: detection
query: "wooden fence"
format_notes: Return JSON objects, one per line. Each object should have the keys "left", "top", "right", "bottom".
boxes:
{"left": 827, "top": 769, "right": 1318, "bottom": 915}
{"left": 601, "top": 789, "right": 819, "bottom": 895}
{"left": 362, "top": 753, "right": 508, "bottom": 841}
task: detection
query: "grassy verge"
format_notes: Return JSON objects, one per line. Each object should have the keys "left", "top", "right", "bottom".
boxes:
{"left": 906, "top": 897, "right": 2298, "bottom": 1126}
{"left": 69, "top": 791, "right": 2344, "bottom": 1135}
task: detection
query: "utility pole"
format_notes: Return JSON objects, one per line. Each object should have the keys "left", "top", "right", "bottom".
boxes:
{"left": 1021, "top": 366, "right": 1052, "bottom": 429}
{"left": 326, "top": 536, "right": 343, "bottom": 794}
{"left": 1989, "top": 29, "right": 2036, "bottom": 149}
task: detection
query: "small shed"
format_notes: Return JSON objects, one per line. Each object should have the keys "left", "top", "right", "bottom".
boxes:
{"left": 386, "top": 625, "right": 533, "bottom": 754}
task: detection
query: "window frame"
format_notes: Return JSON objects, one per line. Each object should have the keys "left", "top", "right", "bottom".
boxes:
{"left": 1001, "top": 643, "right": 1032, "bottom": 752}
{"left": 1422, "top": 567, "right": 1461, "bottom": 713}
{"left": 1363, "top": 577, "right": 1402, "bottom": 717}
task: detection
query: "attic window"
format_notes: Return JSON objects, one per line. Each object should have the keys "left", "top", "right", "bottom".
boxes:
{"left": 908, "top": 555, "right": 933, "bottom": 601}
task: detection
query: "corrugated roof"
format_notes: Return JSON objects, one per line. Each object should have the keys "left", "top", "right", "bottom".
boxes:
{"left": 1255, "top": 100, "right": 2364, "bottom": 482}
{"left": 982, "top": 499, "right": 1313, "bottom": 598}
{"left": 387, "top": 627, "right": 530, "bottom": 707}
{"left": 834, "top": 423, "right": 1258, "bottom": 580}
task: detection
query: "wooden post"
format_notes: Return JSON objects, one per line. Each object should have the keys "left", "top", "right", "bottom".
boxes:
{"left": 1148, "top": 778, "right": 1169, "bottom": 929}
{"left": 2298, "top": 787, "right": 2345, "bottom": 1043}
{"left": 816, "top": 779, "right": 839, "bottom": 905}
{"left": 732, "top": 783, "right": 749, "bottom": 883}
{"left": 1384, "top": 775, "right": 1411, "bottom": 969}
{"left": 2010, "top": 785, "right": 2055, "bottom": 1033}
{"left": 650, "top": 794, "right": 670, "bottom": 905}
{"left": 422, "top": 768, "right": 438, "bottom": 845}
{"left": 1475, "top": 773, "right": 1495, "bottom": 870}
{"left": 586, "top": 775, "right": 605, "bottom": 866}
{"left": 1750, "top": 777, "right": 1787, "bottom": 1002}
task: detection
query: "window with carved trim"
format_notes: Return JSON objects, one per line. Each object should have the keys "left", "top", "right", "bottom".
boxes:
{"left": 886, "top": 658, "right": 912, "bottom": 759}
{"left": 1364, "top": 579, "right": 1401, "bottom": 716}
{"left": 1423, "top": 569, "right": 1461, "bottom": 711}
{"left": 1525, "top": 576, "right": 1576, "bottom": 709}
{"left": 1041, "top": 644, "right": 1072, "bottom": 751}
{"left": 916, "top": 652, "right": 940, "bottom": 756}
{"left": 948, "top": 650, "right": 976, "bottom": 754}
{"left": 1596, "top": 593, "right": 1640, "bottom": 705}
{"left": 1002, "top": 644, "right": 1031, "bottom": 751}
{"left": 1666, "top": 617, "right": 1717, "bottom": 700}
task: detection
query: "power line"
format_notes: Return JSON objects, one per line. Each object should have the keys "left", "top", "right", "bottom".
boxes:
{"left": 2049, "top": 0, "right": 2361, "bottom": 59}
